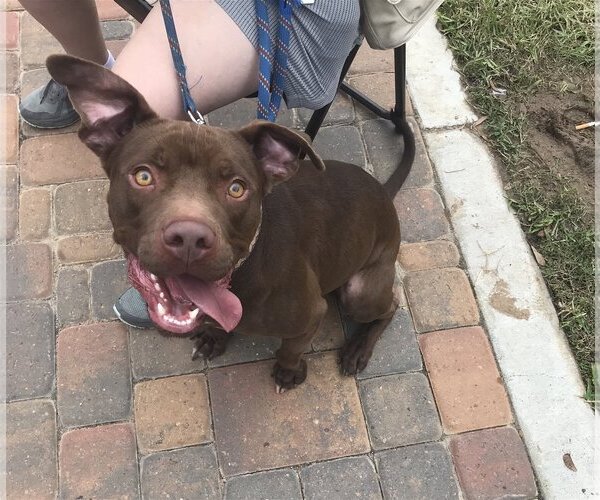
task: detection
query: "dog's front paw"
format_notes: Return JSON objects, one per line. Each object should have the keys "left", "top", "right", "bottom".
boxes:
{"left": 271, "top": 360, "right": 307, "bottom": 393}
{"left": 340, "top": 335, "right": 373, "bottom": 376}
{"left": 191, "top": 328, "right": 229, "bottom": 360}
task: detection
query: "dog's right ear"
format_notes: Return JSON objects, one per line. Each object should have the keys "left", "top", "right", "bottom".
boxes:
{"left": 46, "top": 54, "right": 157, "bottom": 161}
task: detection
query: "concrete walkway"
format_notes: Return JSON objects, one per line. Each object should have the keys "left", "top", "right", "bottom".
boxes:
{"left": 3, "top": 2, "right": 593, "bottom": 499}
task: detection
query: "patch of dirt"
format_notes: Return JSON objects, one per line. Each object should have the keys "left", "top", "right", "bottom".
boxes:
{"left": 525, "top": 84, "right": 594, "bottom": 205}
{"left": 489, "top": 278, "right": 531, "bottom": 320}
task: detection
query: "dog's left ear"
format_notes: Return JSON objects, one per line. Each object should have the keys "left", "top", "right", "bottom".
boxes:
{"left": 237, "top": 121, "right": 325, "bottom": 185}
{"left": 46, "top": 54, "right": 157, "bottom": 162}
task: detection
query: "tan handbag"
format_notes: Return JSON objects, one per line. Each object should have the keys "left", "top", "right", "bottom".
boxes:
{"left": 360, "top": 0, "right": 445, "bottom": 50}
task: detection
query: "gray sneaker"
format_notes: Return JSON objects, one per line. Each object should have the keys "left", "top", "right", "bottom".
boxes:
{"left": 113, "top": 287, "right": 154, "bottom": 329}
{"left": 19, "top": 79, "right": 80, "bottom": 129}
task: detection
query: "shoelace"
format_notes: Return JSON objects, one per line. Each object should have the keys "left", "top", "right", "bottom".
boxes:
{"left": 39, "top": 79, "right": 67, "bottom": 105}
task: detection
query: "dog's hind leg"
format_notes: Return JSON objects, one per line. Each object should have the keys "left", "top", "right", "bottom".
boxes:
{"left": 338, "top": 259, "right": 398, "bottom": 375}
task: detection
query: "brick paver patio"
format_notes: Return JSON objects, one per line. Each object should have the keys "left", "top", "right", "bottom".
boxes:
{"left": 4, "top": 3, "right": 538, "bottom": 498}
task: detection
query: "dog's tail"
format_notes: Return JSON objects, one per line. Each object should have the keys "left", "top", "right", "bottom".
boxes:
{"left": 383, "top": 119, "right": 415, "bottom": 198}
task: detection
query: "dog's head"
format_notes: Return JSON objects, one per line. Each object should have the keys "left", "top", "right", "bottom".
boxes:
{"left": 47, "top": 55, "right": 325, "bottom": 334}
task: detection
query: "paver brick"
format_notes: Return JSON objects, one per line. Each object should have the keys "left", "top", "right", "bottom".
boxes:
{"left": 20, "top": 133, "right": 104, "bottom": 185}
{"left": 311, "top": 297, "right": 345, "bottom": 351}
{"left": 355, "top": 89, "right": 414, "bottom": 123}
{"left": 363, "top": 117, "right": 433, "bottom": 190}
{"left": 349, "top": 72, "right": 396, "bottom": 111}
{"left": 2, "top": 94, "right": 18, "bottom": 164}
{"left": 21, "top": 13, "right": 64, "bottom": 69}
{"left": 6, "top": 243, "right": 53, "bottom": 300}
{"left": 359, "top": 372, "right": 441, "bottom": 450}
{"left": 419, "top": 327, "right": 512, "bottom": 434}
{"left": 300, "top": 455, "right": 382, "bottom": 500}
{"left": 57, "top": 233, "right": 122, "bottom": 264}
{"left": 405, "top": 267, "right": 480, "bottom": 333}
{"left": 56, "top": 267, "right": 90, "bottom": 328}
{"left": 225, "top": 469, "right": 302, "bottom": 500}
{"left": 19, "top": 188, "right": 51, "bottom": 240}
{"left": 130, "top": 327, "right": 206, "bottom": 380}
{"left": 101, "top": 19, "right": 134, "bottom": 40}
{"left": 376, "top": 442, "right": 460, "bottom": 499}
{"left": 313, "top": 125, "right": 366, "bottom": 167}
{"left": 208, "top": 332, "right": 280, "bottom": 368}
{"left": 59, "top": 423, "right": 139, "bottom": 499}
{"left": 54, "top": 179, "right": 111, "bottom": 234}
{"left": 90, "top": 258, "right": 128, "bottom": 320}
{"left": 208, "top": 97, "right": 294, "bottom": 128}
{"left": 1, "top": 51, "right": 19, "bottom": 93}
{"left": 7, "top": 399, "right": 58, "bottom": 499}
{"left": 1, "top": 165, "right": 18, "bottom": 240}
{"left": 7, "top": 301, "right": 55, "bottom": 401}
{"left": 356, "top": 307, "right": 422, "bottom": 379}
{"left": 96, "top": 0, "right": 129, "bottom": 19}
{"left": 134, "top": 374, "right": 212, "bottom": 453}
{"left": 2, "top": 11, "right": 19, "bottom": 49}
{"left": 57, "top": 322, "right": 131, "bottom": 427}
{"left": 209, "top": 351, "right": 370, "bottom": 476}
{"left": 297, "top": 93, "right": 355, "bottom": 127}
{"left": 450, "top": 427, "right": 537, "bottom": 499}
{"left": 399, "top": 240, "right": 460, "bottom": 271}
{"left": 348, "top": 44, "right": 394, "bottom": 75}
{"left": 394, "top": 187, "right": 450, "bottom": 243}
{"left": 141, "top": 445, "right": 221, "bottom": 499}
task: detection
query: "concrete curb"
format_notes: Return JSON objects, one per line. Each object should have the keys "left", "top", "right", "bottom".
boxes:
{"left": 406, "top": 18, "right": 596, "bottom": 499}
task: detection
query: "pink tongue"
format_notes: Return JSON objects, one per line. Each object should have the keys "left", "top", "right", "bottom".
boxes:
{"left": 174, "top": 275, "right": 242, "bottom": 332}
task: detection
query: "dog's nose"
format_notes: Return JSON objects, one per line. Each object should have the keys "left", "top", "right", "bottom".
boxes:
{"left": 162, "top": 220, "right": 216, "bottom": 262}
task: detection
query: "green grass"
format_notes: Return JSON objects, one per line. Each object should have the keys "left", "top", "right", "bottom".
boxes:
{"left": 436, "top": 0, "right": 595, "bottom": 398}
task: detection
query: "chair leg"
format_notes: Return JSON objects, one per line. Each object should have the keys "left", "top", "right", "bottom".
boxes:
{"left": 304, "top": 44, "right": 361, "bottom": 141}
{"left": 114, "top": 0, "right": 151, "bottom": 23}
{"left": 339, "top": 44, "right": 407, "bottom": 133}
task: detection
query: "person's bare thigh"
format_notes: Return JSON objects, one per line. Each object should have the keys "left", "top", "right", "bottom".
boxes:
{"left": 113, "top": 0, "right": 258, "bottom": 119}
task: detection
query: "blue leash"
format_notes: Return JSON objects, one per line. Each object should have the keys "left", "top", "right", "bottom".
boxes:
{"left": 159, "top": 0, "right": 302, "bottom": 124}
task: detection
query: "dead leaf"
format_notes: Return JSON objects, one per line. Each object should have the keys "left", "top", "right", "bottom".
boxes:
{"left": 563, "top": 453, "right": 577, "bottom": 472}
{"left": 472, "top": 116, "right": 488, "bottom": 128}
{"left": 530, "top": 244, "right": 546, "bottom": 266}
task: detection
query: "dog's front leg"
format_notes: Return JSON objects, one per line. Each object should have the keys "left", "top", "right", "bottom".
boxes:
{"left": 191, "top": 327, "right": 230, "bottom": 360}
{"left": 272, "top": 298, "right": 327, "bottom": 393}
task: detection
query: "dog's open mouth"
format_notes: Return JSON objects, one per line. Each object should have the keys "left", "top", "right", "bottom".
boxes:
{"left": 126, "top": 254, "right": 242, "bottom": 335}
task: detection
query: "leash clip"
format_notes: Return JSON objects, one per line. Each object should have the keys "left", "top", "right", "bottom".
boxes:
{"left": 187, "top": 108, "right": 206, "bottom": 126}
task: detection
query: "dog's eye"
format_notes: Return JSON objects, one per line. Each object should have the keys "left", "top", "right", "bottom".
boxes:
{"left": 227, "top": 180, "right": 246, "bottom": 199}
{"left": 133, "top": 168, "right": 153, "bottom": 187}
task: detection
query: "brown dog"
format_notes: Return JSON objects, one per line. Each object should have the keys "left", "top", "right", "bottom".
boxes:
{"left": 47, "top": 55, "right": 414, "bottom": 391}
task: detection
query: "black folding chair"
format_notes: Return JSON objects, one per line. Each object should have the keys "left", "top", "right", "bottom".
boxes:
{"left": 114, "top": 0, "right": 408, "bottom": 139}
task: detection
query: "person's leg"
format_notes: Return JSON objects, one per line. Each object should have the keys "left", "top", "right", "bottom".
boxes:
{"left": 113, "top": 0, "right": 258, "bottom": 119}
{"left": 19, "top": 0, "right": 111, "bottom": 128}
{"left": 19, "top": 0, "right": 108, "bottom": 64}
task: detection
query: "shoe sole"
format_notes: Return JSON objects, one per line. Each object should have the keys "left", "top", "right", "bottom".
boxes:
{"left": 113, "top": 304, "right": 153, "bottom": 330}
{"left": 20, "top": 115, "right": 80, "bottom": 130}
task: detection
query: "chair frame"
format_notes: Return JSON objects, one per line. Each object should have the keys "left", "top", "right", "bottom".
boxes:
{"left": 114, "top": 0, "right": 407, "bottom": 139}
